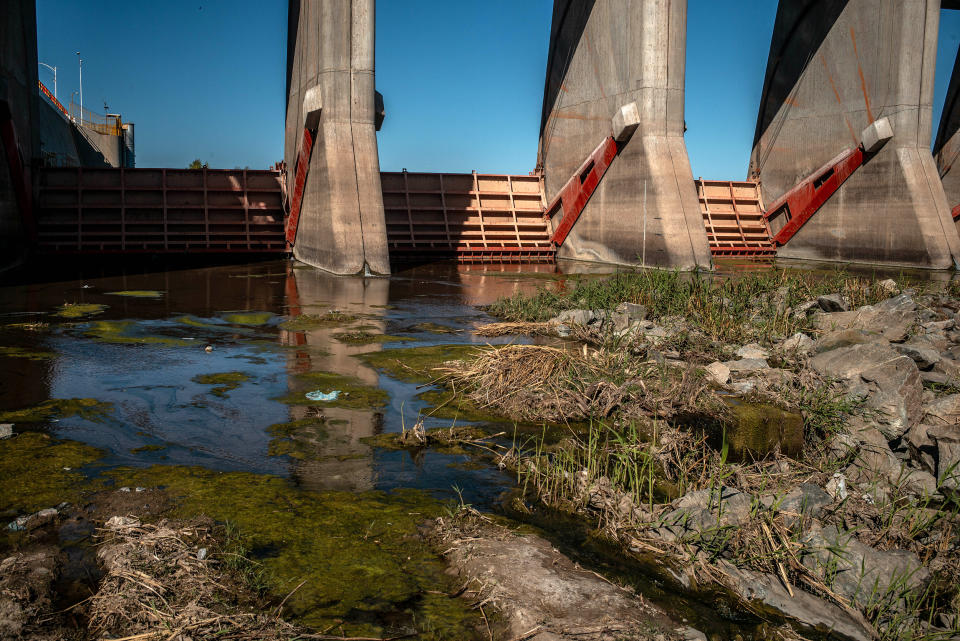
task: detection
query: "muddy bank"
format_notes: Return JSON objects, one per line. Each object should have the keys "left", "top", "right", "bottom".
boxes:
{"left": 426, "top": 511, "right": 700, "bottom": 641}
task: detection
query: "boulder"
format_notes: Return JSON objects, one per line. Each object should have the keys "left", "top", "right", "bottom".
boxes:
{"left": 703, "top": 362, "right": 730, "bottom": 386}
{"left": 800, "top": 524, "right": 930, "bottom": 608}
{"left": 724, "top": 358, "right": 769, "bottom": 373}
{"left": 662, "top": 487, "right": 752, "bottom": 533}
{"left": 893, "top": 342, "right": 940, "bottom": 370}
{"left": 735, "top": 343, "right": 770, "bottom": 360}
{"left": 877, "top": 279, "right": 899, "bottom": 295}
{"left": 552, "top": 309, "right": 593, "bottom": 326}
{"left": 817, "top": 294, "right": 848, "bottom": 312}
{"left": 781, "top": 332, "right": 814, "bottom": 355}
{"left": 815, "top": 294, "right": 916, "bottom": 342}
{"left": 615, "top": 302, "right": 648, "bottom": 321}
{"left": 715, "top": 561, "right": 873, "bottom": 641}
{"left": 927, "top": 424, "right": 960, "bottom": 492}
{"left": 813, "top": 329, "right": 876, "bottom": 354}
{"left": 904, "top": 423, "right": 938, "bottom": 474}
{"left": 810, "top": 343, "right": 922, "bottom": 439}
{"left": 843, "top": 424, "right": 904, "bottom": 489}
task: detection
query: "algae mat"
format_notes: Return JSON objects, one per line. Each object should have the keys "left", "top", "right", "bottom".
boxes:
{"left": 110, "top": 466, "right": 485, "bottom": 639}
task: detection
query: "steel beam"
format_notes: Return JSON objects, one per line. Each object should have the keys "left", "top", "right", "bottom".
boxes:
{"left": 538, "top": 0, "right": 711, "bottom": 270}
{"left": 751, "top": 0, "right": 960, "bottom": 269}
{"left": 285, "top": 0, "right": 389, "bottom": 275}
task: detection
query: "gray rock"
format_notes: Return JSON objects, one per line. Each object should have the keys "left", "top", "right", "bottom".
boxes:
{"left": 920, "top": 371, "right": 951, "bottom": 386}
{"left": 815, "top": 295, "right": 916, "bottom": 342}
{"left": 611, "top": 312, "right": 632, "bottom": 333}
{"left": 735, "top": 343, "right": 770, "bottom": 360}
{"left": 931, "top": 357, "right": 960, "bottom": 383}
{"left": 810, "top": 343, "right": 923, "bottom": 439}
{"left": 814, "top": 328, "right": 876, "bottom": 354}
{"left": 923, "top": 319, "right": 955, "bottom": 333}
{"left": 894, "top": 342, "right": 941, "bottom": 370}
{"left": 776, "top": 484, "right": 833, "bottom": 524}
{"left": 724, "top": 358, "right": 769, "bottom": 373}
{"left": 844, "top": 423, "right": 904, "bottom": 489}
{"left": 716, "top": 561, "right": 873, "bottom": 641}
{"left": 615, "top": 302, "right": 648, "bottom": 321}
{"left": 781, "top": 332, "right": 814, "bottom": 355}
{"left": 905, "top": 423, "right": 938, "bottom": 474}
{"left": 0, "top": 424, "right": 12, "bottom": 440}
{"left": 922, "top": 394, "right": 960, "bottom": 427}
{"left": 818, "top": 294, "right": 848, "bottom": 312}
{"left": 6, "top": 507, "right": 59, "bottom": 532}
{"left": 703, "top": 362, "right": 730, "bottom": 385}
{"left": 664, "top": 487, "right": 753, "bottom": 533}
{"left": 877, "top": 279, "right": 899, "bottom": 294}
{"left": 553, "top": 309, "right": 593, "bottom": 326}
{"left": 927, "top": 424, "right": 960, "bottom": 492}
{"left": 800, "top": 523, "right": 930, "bottom": 608}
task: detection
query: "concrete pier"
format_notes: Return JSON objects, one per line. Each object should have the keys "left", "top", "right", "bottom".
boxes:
{"left": 285, "top": 0, "right": 390, "bottom": 276}
{"left": 934, "top": 45, "right": 960, "bottom": 224}
{"left": 0, "top": 0, "right": 38, "bottom": 270}
{"left": 538, "top": 0, "right": 711, "bottom": 270}
{"left": 750, "top": 0, "right": 960, "bottom": 269}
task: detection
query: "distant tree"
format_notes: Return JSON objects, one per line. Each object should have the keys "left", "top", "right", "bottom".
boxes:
{"left": 188, "top": 159, "right": 208, "bottom": 169}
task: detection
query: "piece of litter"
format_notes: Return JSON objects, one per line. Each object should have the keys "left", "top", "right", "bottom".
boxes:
{"left": 305, "top": 390, "right": 341, "bottom": 402}
{"left": 135, "top": 487, "right": 145, "bottom": 493}
{"left": 118, "top": 487, "right": 131, "bottom": 493}
{"left": 197, "top": 547, "right": 208, "bottom": 560}
{"left": 0, "top": 424, "right": 13, "bottom": 439}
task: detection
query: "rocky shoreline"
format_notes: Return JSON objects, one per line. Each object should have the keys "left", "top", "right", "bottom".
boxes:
{"left": 447, "top": 272, "right": 960, "bottom": 641}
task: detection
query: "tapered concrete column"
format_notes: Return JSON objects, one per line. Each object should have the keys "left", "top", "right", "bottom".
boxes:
{"left": 285, "top": 0, "right": 389, "bottom": 275}
{"left": 934, "top": 45, "right": 960, "bottom": 226}
{"left": 750, "top": 0, "right": 960, "bottom": 269}
{"left": 538, "top": 0, "right": 711, "bottom": 270}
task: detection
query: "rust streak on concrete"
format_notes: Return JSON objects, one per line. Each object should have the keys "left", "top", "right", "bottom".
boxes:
{"left": 820, "top": 54, "right": 859, "bottom": 144}
{"left": 850, "top": 27, "right": 875, "bottom": 123}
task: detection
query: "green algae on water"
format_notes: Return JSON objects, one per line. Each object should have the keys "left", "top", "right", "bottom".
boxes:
{"left": 267, "top": 418, "right": 329, "bottom": 459}
{"left": 0, "top": 398, "right": 113, "bottom": 424}
{"left": 357, "top": 344, "right": 485, "bottom": 384}
{"left": 192, "top": 371, "right": 251, "bottom": 398}
{"left": 0, "top": 432, "right": 105, "bottom": 517}
{"left": 722, "top": 399, "right": 804, "bottom": 460}
{"left": 85, "top": 320, "right": 193, "bottom": 347}
{"left": 222, "top": 312, "right": 274, "bottom": 326}
{"left": 55, "top": 302, "right": 108, "bottom": 318}
{"left": 0, "top": 346, "right": 57, "bottom": 361}
{"left": 275, "top": 371, "right": 388, "bottom": 410}
{"left": 332, "top": 330, "right": 415, "bottom": 346}
{"left": 105, "top": 290, "right": 165, "bottom": 298}
{"left": 416, "top": 389, "right": 511, "bottom": 423}
{"left": 107, "top": 465, "right": 485, "bottom": 639}
{"left": 131, "top": 444, "right": 167, "bottom": 454}
{"left": 280, "top": 311, "right": 358, "bottom": 330}
{"left": 408, "top": 322, "right": 461, "bottom": 334}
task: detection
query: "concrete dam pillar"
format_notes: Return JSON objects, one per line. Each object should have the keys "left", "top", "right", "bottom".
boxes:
{"left": 285, "top": 0, "right": 389, "bottom": 275}
{"left": 538, "top": 0, "right": 711, "bottom": 270}
{"left": 0, "top": 0, "right": 38, "bottom": 270}
{"left": 750, "top": 0, "right": 960, "bottom": 269}
{"left": 934, "top": 45, "right": 960, "bottom": 224}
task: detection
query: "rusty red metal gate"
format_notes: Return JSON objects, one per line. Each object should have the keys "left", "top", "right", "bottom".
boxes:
{"left": 36, "top": 167, "right": 286, "bottom": 253}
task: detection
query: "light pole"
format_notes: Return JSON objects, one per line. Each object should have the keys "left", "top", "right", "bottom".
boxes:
{"left": 75, "top": 51, "right": 82, "bottom": 123}
{"left": 38, "top": 62, "right": 56, "bottom": 101}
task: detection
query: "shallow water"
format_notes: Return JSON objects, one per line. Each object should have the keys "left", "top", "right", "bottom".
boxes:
{"left": 0, "top": 259, "right": 635, "bottom": 637}
{"left": 0, "top": 257, "right": 891, "bottom": 639}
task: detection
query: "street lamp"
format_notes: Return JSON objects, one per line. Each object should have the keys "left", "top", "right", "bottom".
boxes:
{"left": 38, "top": 62, "right": 56, "bottom": 101}
{"left": 75, "top": 51, "right": 82, "bottom": 123}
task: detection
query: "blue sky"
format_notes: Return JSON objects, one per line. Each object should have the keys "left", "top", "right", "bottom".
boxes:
{"left": 35, "top": 1, "right": 960, "bottom": 178}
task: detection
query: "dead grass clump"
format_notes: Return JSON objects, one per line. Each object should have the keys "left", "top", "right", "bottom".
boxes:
{"left": 473, "top": 321, "right": 556, "bottom": 337}
{"left": 90, "top": 516, "right": 302, "bottom": 641}
{"left": 436, "top": 344, "right": 723, "bottom": 423}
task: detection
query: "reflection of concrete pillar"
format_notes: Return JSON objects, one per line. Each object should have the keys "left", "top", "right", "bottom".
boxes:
{"left": 285, "top": 0, "right": 389, "bottom": 276}
{"left": 539, "top": 0, "right": 711, "bottom": 270}
{"left": 281, "top": 266, "right": 391, "bottom": 492}
{"left": 751, "top": 0, "right": 960, "bottom": 269}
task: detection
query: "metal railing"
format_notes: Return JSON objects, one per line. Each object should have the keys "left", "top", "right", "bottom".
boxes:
{"left": 67, "top": 99, "right": 123, "bottom": 136}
